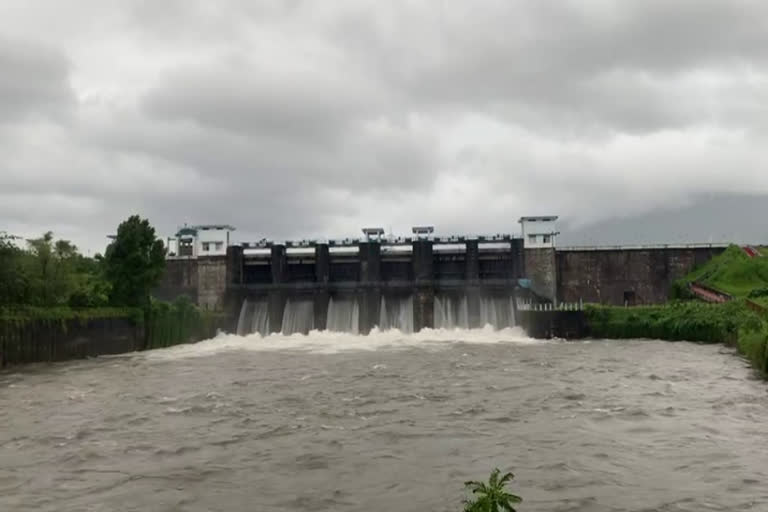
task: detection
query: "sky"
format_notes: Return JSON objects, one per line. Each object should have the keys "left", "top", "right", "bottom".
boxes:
{"left": 3, "top": 0, "right": 768, "bottom": 254}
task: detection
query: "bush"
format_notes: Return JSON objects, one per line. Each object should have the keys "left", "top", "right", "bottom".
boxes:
{"left": 738, "top": 327, "right": 768, "bottom": 376}
{"left": 145, "top": 298, "right": 222, "bottom": 349}
{"left": 464, "top": 468, "right": 522, "bottom": 512}
{"left": 585, "top": 301, "right": 767, "bottom": 377}
{"left": 668, "top": 281, "right": 694, "bottom": 301}
{"left": 747, "top": 287, "right": 768, "bottom": 299}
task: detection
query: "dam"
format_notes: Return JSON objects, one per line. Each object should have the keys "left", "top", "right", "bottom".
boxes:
{"left": 227, "top": 231, "right": 527, "bottom": 335}
{"left": 155, "top": 221, "right": 729, "bottom": 335}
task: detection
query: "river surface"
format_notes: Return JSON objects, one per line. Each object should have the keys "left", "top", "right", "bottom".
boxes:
{"left": 1, "top": 328, "right": 767, "bottom": 511}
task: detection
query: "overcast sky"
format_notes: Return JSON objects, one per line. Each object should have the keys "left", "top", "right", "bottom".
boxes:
{"left": 3, "top": 0, "right": 768, "bottom": 253}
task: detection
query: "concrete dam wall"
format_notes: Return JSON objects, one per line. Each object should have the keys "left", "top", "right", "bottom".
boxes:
{"left": 156, "top": 239, "right": 727, "bottom": 333}
{"left": 226, "top": 238, "right": 527, "bottom": 334}
{"left": 556, "top": 245, "right": 726, "bottom": 305}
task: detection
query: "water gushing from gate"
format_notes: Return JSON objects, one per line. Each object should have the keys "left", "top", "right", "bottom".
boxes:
{"left": 379, "top": 295, "right": 414, "bottom": 333}
{"left": 326, "top": 297, "right": 359, "bottom": 334}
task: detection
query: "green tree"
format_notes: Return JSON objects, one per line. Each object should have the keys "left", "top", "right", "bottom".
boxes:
{"left": 104, "top": 215, "right": 166, "bottom": 307}
{"left": 0, "top": 231, "right": 29, "bottom": 305}
{"left": 67, "top": 253, "right": 111, "bottom": 308}
{"left": 464, "top": 468, "right": 522, "bottom": 512}
{"left": 25, "top": 232, "right": 81, "bottom": 306}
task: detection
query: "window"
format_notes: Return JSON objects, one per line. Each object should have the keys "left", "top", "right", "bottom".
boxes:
{"left": 528, "top": 234, "right": 537, "bottom": 244}
{"left": 202, "top": 242, "right": 210, "bottom": 251}
{"left": 215, "top": 242, "right": 224, "bottom": 251}
{"left": 542, "top": 235, "right": 551, "bottom": 244}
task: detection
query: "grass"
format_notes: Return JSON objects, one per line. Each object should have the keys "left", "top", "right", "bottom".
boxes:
{"left": 676, "top": 244, "right": 768, "bottom": 297}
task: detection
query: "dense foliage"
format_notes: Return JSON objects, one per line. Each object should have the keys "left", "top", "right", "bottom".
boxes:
{"left": 104, "top": 215, "right": 166, "bottom": 307}
{"left": 0, "top": 306, "right": 142, "bottom": 323}
{"left": 464, "top": 468, "right": 522, "bottom": 512}
{"left": 146, "top": 296, "right": 222, "bottom": 349}
{"left": 585, "top": 301, "right": 768, "bottom": 377}
{"left": 0, "top": 231, "right": 110, "bottom": 308}
{"left": 585, "top": 301, "right": 761, "bottom": 344}
{"left": 1, "top": 217, "right": 221, "bottom": 362}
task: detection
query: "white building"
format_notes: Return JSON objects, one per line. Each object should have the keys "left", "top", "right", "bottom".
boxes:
{"left": 519, "top": 216, "right": 559, "bottom": 248}
{"left": 167, "top": 224, "right": 235, "bottom": 258}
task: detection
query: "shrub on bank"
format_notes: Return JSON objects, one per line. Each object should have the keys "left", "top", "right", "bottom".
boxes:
{"left": 0, "top": 306, "right": 142, "bottom": 325}
{"left": 145, "top": 296, "right": 223, "bottom": 349}
{"left": 585, "top": 301, "right": 768, "bottom": 377}
{"left": 585, "top": 301, "right": 760, "bottom": 344}
{"left": 0, "top": 299, "right": 224, "bottom": 366}
{"left": 737, "top": 326, "right": 768, "bottom": 377}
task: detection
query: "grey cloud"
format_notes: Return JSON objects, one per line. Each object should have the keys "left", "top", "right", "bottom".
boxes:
{"left": 90, "top": 107, "right": 438, "bottom": 195}
{"left": 0, "top": 37, "right": 74, "bottom": 122}
{"left": 3, "top": 0, "right": 768, "bottom": 252}
{"left": 141, "top": 60, "right": 388, "bottom": 140}
{"left": 324, "top": 1, "right": 768, "bottom": 134}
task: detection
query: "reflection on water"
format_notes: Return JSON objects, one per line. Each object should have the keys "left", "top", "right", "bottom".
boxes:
{"left": 1, "top": 332, "right": 767, "bottom": 512}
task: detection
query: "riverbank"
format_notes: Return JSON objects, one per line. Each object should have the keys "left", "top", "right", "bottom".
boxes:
{"left": 584, "top": 301, "right": 768, "bottom": 377}
{"left": 0, "top": 300, "right": 226, "bottom": 367}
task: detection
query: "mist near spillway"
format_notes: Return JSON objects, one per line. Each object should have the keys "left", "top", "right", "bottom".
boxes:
{"left": 2, "top": 330, "right": 767, "bottom": 511}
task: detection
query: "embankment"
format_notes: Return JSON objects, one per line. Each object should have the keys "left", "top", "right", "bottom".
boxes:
{"left": 0, "top": 302, "right": 226, "bottom": 367}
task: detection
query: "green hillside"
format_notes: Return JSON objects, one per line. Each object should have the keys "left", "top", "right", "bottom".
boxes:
{"left": 676, "top": 245, "right": 768, "bottom": 298}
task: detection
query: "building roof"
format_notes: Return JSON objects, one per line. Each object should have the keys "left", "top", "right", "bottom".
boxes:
{"left": 174, "top": 224, "right": 235, "bottom": 237}
{"left": 518, "top": 216, "right": 558, "bottom": 222}
{"left": 176, "top": 227, "right": 198, "bottom": 237}
{"left": 192, "top": 224, "right": 236, "bottom": 231}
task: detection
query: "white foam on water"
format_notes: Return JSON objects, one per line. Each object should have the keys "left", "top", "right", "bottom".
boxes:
{"left": 144, "top": 325, "right": 546, "bottom": 360}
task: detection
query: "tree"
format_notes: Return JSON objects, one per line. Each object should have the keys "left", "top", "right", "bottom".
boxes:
{"left": 67, "top": 252, "right": 111, "bottom": 307}
{"left": 104, "top": 216, "right": 166, "bottom": 307}
{"left": 464, "top": 468, "right": 522, "bottom": 512}
{"left": 0, "top": 231, "right": 29, "bottom": 305}
{"left": 25, "top": 232, "right": 81, "bottom": 306}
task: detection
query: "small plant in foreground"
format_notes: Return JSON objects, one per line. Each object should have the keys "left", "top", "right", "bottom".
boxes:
{"left": 464, "top": 468, "right": 522, "bottom": 512}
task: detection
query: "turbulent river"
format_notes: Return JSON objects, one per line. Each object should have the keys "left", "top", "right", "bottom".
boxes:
{"left": 1, "top": 329, "right": 767, "bottom": 511}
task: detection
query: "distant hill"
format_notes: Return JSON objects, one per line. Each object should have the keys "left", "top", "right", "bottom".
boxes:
{"left": 560, "top": 193, "right": 768, "bottom": 246}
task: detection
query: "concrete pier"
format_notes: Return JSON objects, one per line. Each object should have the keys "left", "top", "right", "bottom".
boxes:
{"left": 358, "top": 242, "right": 382, "bottom": 334}
{"left": 315, "top": 244, "right": 330, "bottom": 284}
{"left": 412, "top": 240, "right": 434, "bottom": 330}
{"left": 314, "top": 244, "right": 331, "bottom": 330}
{"left": 268, "top": 245, "right": 288, "bottom": 333}
{"left": 413, "top": 288, "right": 435, "bottom": 331}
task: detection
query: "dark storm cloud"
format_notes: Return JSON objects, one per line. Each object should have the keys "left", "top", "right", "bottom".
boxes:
{"left": 141, "top": 61, "right": 385, "bottom": 140}
{"left": 0, "top": 38, "right": 75, "bottom": 122}
{"left": 344, "top": 0, "right": 768, "bottom": 134}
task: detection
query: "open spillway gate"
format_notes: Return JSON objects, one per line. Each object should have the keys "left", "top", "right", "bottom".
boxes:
{"left": 226, "top": 236, "right": 529, "bottom": 335}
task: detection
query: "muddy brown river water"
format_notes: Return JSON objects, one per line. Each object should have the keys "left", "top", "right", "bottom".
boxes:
{"left": 1, "top": 328, "right": 767, "bottom": 511}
